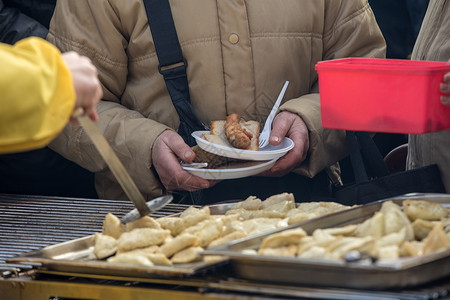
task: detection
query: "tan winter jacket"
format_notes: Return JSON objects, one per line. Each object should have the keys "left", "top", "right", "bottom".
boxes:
{"left": 407, "top": 0, "right": 450, "bottom": 192}
{"left": 47, "top": 0, "right": 385, "bottom": 200}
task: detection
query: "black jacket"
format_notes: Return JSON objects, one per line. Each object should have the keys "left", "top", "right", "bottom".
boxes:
{"left": 0, "top": 0, "right": 56, "bottom": 44}
{"left": 369, "top": 0, "right": 429, "bottom": 59}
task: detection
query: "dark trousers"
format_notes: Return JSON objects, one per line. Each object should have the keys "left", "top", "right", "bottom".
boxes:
{"left": 172, "top": 171, "right": 333, "bottom": 205}
{"left": 0, "top": 147, "right": 97, "bottom": 198}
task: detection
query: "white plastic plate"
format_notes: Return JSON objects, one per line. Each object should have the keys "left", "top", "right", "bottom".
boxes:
{"left": 192, "top": 131, "right": 294, "bottom": 161}
{"left": 182, "top": 158, "right": 277, "bottom": 180}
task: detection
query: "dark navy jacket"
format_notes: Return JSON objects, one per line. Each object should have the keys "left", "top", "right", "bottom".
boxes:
{"left": 0, "top": 0, "right": 55, "bottom": 44}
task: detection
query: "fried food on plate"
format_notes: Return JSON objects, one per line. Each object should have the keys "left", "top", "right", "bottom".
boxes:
{"left": 203, "top": 114, "right": 260, "bottom": 151}
{"left": 224, "top": 113, "right": 254, "bottom": 149}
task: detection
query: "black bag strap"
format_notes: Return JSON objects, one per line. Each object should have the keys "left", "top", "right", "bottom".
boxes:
{"left": 354, "top": 131, "right": 389, "bottom": 177}
{"left": 346, "top": 131, "right": 369, "bottom": 182}
{"left": 335, "top": 131, "right": 445, "bottom": 205}
{"left": 346, "top": 131, "right": 389, "bottom": 183}
{"left": 143, "top": 0, "right": 207, "bottom": 146}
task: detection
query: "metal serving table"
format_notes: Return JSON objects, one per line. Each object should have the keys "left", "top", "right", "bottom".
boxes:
{"left": 1, "top": 193, "right": 450, "bottom": 300}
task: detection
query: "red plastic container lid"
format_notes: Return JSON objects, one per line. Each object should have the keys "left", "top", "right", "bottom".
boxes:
{"left": 316, "top": 57, "right": 450, "bottom": 74}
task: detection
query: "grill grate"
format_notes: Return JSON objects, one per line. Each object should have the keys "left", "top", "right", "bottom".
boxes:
{"left": 0, "top": 193, "right": 189, "bottom": 271}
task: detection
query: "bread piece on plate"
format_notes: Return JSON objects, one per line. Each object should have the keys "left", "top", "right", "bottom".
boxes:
{"left": 202, "top": 120, "right": 230, "bottom": 148}
{"left": 210, "top": 120, "right": 227, "bottom": 137}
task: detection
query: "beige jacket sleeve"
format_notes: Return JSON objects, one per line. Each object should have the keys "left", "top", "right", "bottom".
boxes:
{"left": 47, "top": 1, "right": 169, "bottom": 195}
{"left": 280, "top": 0, "right": 386, "bottom": 178}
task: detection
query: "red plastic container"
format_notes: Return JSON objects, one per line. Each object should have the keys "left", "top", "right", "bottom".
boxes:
{"left": 315, "top": 58, "right": 450, "bottom": 134}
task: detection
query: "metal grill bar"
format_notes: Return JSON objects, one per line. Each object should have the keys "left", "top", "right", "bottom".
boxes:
{"left": 0, "top": 193, "right": 189, "bottom": 271}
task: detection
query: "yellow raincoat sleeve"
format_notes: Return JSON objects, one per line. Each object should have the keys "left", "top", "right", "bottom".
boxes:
{"left": 0, "top": 37, "right": 75, "bottom": 154}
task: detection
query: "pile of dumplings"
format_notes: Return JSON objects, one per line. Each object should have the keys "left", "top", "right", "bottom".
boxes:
{"left": 93, "top": 192, "right": 351, "bottom": 266}
{"left": 253, "top": 199, "right": 450, "bottom": 260}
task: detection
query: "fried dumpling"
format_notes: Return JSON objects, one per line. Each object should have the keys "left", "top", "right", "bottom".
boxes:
{"left": 158, "top": 233, "right": 197, "bottom": 258}
{"left": 226, "top": 208, "right": 285, "bottom": 220}
{"left": 171, "top": 246, "right": 204, "bottom": 264}
{"left": 400, "top": 240, "right": 424, "bottom": 257}
{"left": 259, "top": 244, "right": 298, "bottom": 257}
{"left": 208, "top": 230, "right": 246, "bottom": 248}
{"left": 229, "top": 195, "right": 262, "bottom": 210}
{"left": 180, "top": 206, "right": 211, "bottom": 228}
{"left": 261, "top": 192, "right": 295, "bottom": 209}
{"left": 326, "top": 236, "right": 375, "bottom": 260}
{"left": 260, "top": 228, "right": 307, "bottom": 249}
{"left": 145, "top": 253, "right": 172, "bottom": 266}
{"left": 297, "top": 245, "right": 327, "bottom": 259}
{"left": 377, "top": 245, "right": 399, "bottom": 259}
{"left": 380, "top": 201, "right": 414, "bottom": 241}
{"left": 411, "top": 219, "right": 436, "bottom": 240}
{"left": 287, "top": 211, "right": 318, "bottom": 225}
{"left": 126, "top": 216, "right": 161, "bottom": 231}
{"left": 321, "top": 225, "right": 357, "bottom": 237}
{"left": 102, "top": 213, "right": 125, "bottom": 239}
{"left": 403, "top": 199, "right": 449, "bottom": 221}
{"left": 377, "top": 227, "right": 407, "bottom": 247}
{"left": 156, "top": 216, "right": 184, "bottom": 236}
{"left": 117, "top": 228, "right": 170, "bottom": 252}
{"left": 241, "top": 218, "right": 282, "bottom": 235}
{"left": 194, "top": 219, "right": 224, "bottom": 248}
{"left": 263, "top": 200, "right": 296, "bottom": 214}
{"left": 355, "top": 212, "right": 385, "bottom": 239}
{"left": 422, "top": 221, "right": 449, "bottom": 255}
{"left": 94, "top": 233, "right": 117, "bottom": 259}
{"left": 107, "top": 253, "right": 153, "bottom": 266}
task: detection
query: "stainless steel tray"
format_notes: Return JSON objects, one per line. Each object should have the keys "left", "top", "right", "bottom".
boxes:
{"left": 6, "top": 203, "right": 236, "bottom": 278}
{"left": 203, "top": 193, "right": 450, "bottom": 289}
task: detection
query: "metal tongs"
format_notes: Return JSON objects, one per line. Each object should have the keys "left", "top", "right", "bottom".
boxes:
{"left": 72, "top": 108, "right": 172, "bottom": 223}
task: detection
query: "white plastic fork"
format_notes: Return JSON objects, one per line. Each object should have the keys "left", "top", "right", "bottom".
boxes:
{"left": 258, "top": 81, "right": 289, "bottom": 149}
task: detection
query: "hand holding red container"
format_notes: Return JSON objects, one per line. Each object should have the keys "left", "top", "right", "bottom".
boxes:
{"left": 441, "top": 59, "right": 450, "bottom": 107}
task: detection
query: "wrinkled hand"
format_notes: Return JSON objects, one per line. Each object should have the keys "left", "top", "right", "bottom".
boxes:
{"left": 62, "top": 52, "right": 103, "bottom": 123}
{"left": 441, "top": 59, "right": 450, "bottom": 107}
{"left": 152, "top": 130, "right": 215, "bottom": 192}
{"left": 260, "top": 111, "right": 309, "bottom": 177}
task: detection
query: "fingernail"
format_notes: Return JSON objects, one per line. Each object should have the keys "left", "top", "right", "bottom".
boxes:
{"left": 272, "top": 136, "right": 280, "bottom": 143}
{"left": 201, "top": 183, "right": 209, "bottom": 189}
{"left": 441, "top": 95, "right": 450, "bottom": 106}
{"left": 440, "top": 83, "right": 448, "bottom": 92}
{"left": 184, "top": 151, "right": 192, "bottom": 159}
